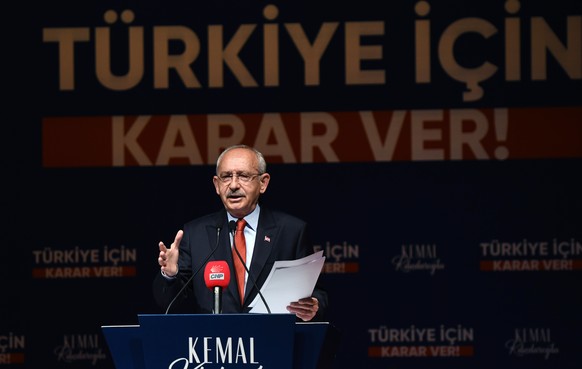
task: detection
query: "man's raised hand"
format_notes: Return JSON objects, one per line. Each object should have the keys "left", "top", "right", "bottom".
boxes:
{"left": 158, "top": 230, "right": 183, "bottom": 277}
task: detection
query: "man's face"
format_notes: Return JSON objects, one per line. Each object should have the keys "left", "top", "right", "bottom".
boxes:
{"left": 212, "top": 148, "right": 270, "bottom": 218}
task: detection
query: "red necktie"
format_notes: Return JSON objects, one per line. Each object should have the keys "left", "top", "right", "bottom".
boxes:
{"left": 233, "top": 218, "right": 247, "bottom": 304}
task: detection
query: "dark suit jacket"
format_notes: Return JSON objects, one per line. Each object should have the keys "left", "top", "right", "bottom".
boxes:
{"left": 153, "top": 206, "right": 328, "bottom": 320}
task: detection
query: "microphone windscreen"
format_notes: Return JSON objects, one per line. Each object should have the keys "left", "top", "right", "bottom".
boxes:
{"left": 204, "top": 260, "right": 231, "bottom": 289}
{"left": 228, "top": 220, "right": 237, "bottom": 233}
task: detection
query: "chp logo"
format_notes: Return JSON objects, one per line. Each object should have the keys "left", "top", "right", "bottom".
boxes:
{"left": 209, "top": 263, "right": 226, "bottom": 280}
{"left": 392, "top": 243, "right": 445, "bottom": 275}
{"left": 314, "top": 241, "right": 359, "bottom": 274}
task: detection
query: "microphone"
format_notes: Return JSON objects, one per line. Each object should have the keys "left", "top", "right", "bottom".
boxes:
{"left": 204, "top": 260, "right": 231, "bottom": 314}
{"left": 229, "top": 220, "right": 272, "bottom": 314}
{"left": 164, "top": 224, "right": 223, "bottom": 314}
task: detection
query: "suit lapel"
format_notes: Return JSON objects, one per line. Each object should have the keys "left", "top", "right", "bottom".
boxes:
{"left": 245, "top": 208, "right": 277, "bottom": 302}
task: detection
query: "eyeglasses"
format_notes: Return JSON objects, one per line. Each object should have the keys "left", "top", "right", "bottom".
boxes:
{"left": 217, "top": 172, "right": 262, "bottom": 184}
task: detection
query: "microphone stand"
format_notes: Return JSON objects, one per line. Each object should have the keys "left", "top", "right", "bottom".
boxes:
{"left": 212, "top": 286, "right": 222, "bottom": 314}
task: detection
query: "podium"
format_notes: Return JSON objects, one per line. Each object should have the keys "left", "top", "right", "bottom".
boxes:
{"left": 102, "top": 314, "right": 337, "bottom": 369}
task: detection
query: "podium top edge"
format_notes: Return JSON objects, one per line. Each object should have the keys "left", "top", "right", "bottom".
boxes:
{"left": 137, "top": 313, "right": 285, "bottom": 316}
{"left": 296, "top": 321, "right": 330, "bottom": 325}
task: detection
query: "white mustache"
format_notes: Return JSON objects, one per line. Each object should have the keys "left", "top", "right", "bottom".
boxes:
{"left": 227, "top": 191, "right": 244, "bottom": 198}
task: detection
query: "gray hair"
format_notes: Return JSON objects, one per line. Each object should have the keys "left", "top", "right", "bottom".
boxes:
{"left": 215, "top": 145, "right": 267, "bottom": 174}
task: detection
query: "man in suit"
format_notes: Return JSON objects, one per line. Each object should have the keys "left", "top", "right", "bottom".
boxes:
{"left": 154, "top": 144, "right": 327, "bottom": 321}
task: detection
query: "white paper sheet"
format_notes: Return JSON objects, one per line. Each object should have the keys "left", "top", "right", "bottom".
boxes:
{"left": 248, "top": 251, "right": 325, "bottom": 314}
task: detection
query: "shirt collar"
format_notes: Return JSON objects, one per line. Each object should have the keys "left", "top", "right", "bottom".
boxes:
{"left": 227, "top": 204, "right": 260, "bottom": 231}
